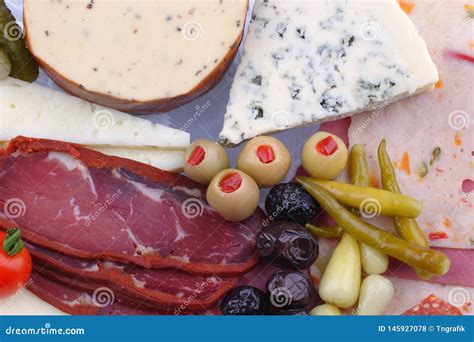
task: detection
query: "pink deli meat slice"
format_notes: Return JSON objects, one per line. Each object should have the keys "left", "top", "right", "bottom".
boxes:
{"left": 0, "top": 137, "right": 264, "bottom": 275}
{"left": 348, "top": 1, "right": 473, "bottom": 249}
{"left": 388, "top": 247, "right": 474, "bottom": 288}
{"left": 386, "top": 277, "right": 473, "bottom": 316}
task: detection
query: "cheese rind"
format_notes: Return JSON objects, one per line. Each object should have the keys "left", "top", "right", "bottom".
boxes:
{"left": 219, "top": 0, "right": 438, "bottom": 146}
{"left": 0, "top": 77, "right": 189, "bottom": 149}
{"left": 23, "top": 0, "right": 248, "bottom": 112}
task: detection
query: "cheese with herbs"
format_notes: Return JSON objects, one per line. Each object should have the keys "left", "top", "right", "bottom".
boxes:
{"left": 219, "top": 0, "right": 439, "bottom": 146}
{"left": 23, "top": 0, "right": 248, "bottom": 112}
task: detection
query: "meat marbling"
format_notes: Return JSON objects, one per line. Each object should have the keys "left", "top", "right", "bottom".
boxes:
{"left": 28, "top": 272, "right": 219, "bottom": 316}
{"left": 29, "top": 259, "right": 318, "bottom": 315}
{"left": 28, "top": 242, "right": 236, "bottom": 312}
{"left": 0, "top": 137, "right": 264, "bottom": 275}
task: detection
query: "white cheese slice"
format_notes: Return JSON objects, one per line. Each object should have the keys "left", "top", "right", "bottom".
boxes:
{"left": 23, "top": 0, "right": 248, "bottom": 112}
{"left": 219, "top": 0, "right": 439, "bottom": 146}
{"left": 0, "top": 140, "right": 184, "bottom": 172}
{"left": 0, "top": 77, "right": 189, "bottom": 149}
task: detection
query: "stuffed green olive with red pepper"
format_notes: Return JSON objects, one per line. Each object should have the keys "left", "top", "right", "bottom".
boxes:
{"left": 206, "top": 169, "right": 259, "bottom": 222}
{"left": 183, "top": 139, "right": 229, "bottom": 185}
{"left": 237, "top": 136, "right": 291, "bottom": 187}
{"left": 301, "top": 131, "right": 348, "bottom": 180}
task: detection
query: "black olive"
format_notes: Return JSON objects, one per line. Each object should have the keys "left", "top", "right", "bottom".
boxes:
{"left": 220, "top": 286, "right": 268, "bottom": 315}
{"left": 265, "top": 183, "right": 319, "bottom": 226}
{"left": 273, "top": 309, "right": 308, "bottom": 315}
{"left": 257, "top": 221, "right": 318, "bottom": 269}
{"left": 266, "top": 270, "right": 314, "bottom": 311}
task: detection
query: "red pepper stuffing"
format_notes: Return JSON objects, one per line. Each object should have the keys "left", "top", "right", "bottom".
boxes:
{"left": 256, "top": 145, "right": 275, "bottom": 164}
{"left": 429, "top": 232, "right": 448, "bottom": 240}
{"left": 219, "top": 173, "right": 242, "bottom": 193}
{"left": 186, "top": 146, "right": 206, "bottom": 166}
{"left": 316, "top": 136, "right": 338, "bottom": 156}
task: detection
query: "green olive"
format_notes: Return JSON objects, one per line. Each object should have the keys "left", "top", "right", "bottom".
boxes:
{"left": 237, "top": 136, "right": 291, "bottom": 188}
{"left": 302, "top": 131, "right": 348, "bottom": 180}
{"left": 206, "top": 169, "right": 260, "bottom": 222}
{"left": 183, "top": 139, "right": 229, "bottom": 185}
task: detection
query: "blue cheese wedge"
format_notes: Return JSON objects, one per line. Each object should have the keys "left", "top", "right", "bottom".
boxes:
{"left": 219, "top": 0, "right": 439, "bottom": 146}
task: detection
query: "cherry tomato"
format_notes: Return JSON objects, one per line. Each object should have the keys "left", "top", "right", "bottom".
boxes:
{"left": 0, "top": 229, "right": 32, "bottom": 298}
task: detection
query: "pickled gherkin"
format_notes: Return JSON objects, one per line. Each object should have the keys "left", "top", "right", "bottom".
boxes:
{"left": 378, "top": 139, "right": 432, "bottom": 280}
{"left": 296, "top": 177, "right": 451, "bottom": 276}
{"left": 0, "top": 47, "right": 10, "bottom": 79}
{"left": 350, "top": 144, "right": 389, "bottom": 275}
{"left": 0, "top": 1, "right": 38, "bottom": 82}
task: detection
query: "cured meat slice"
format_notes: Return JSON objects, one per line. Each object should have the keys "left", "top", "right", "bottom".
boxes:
{"left": 30, "top": 258, "right": 318, "bottom": 315}
{"left": 29, "top": 272, "right": 102, "bottom": 316}
{"left": 386, "top": 277, "right": 473, "bottom": 315}
{"left": 34, "top": 267, "right": 188, "bottom": 314}
{"left": 28, "top": 242, "right": 236, "bottom": 312}
{"left": 0, "top": 137, "right": 264, "bottom": 275}
{"left": 28, "top": 272, "right": 219, "bottom": 316}
{"left": 403, "top": 294, "right": 463, "bottom": 316}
